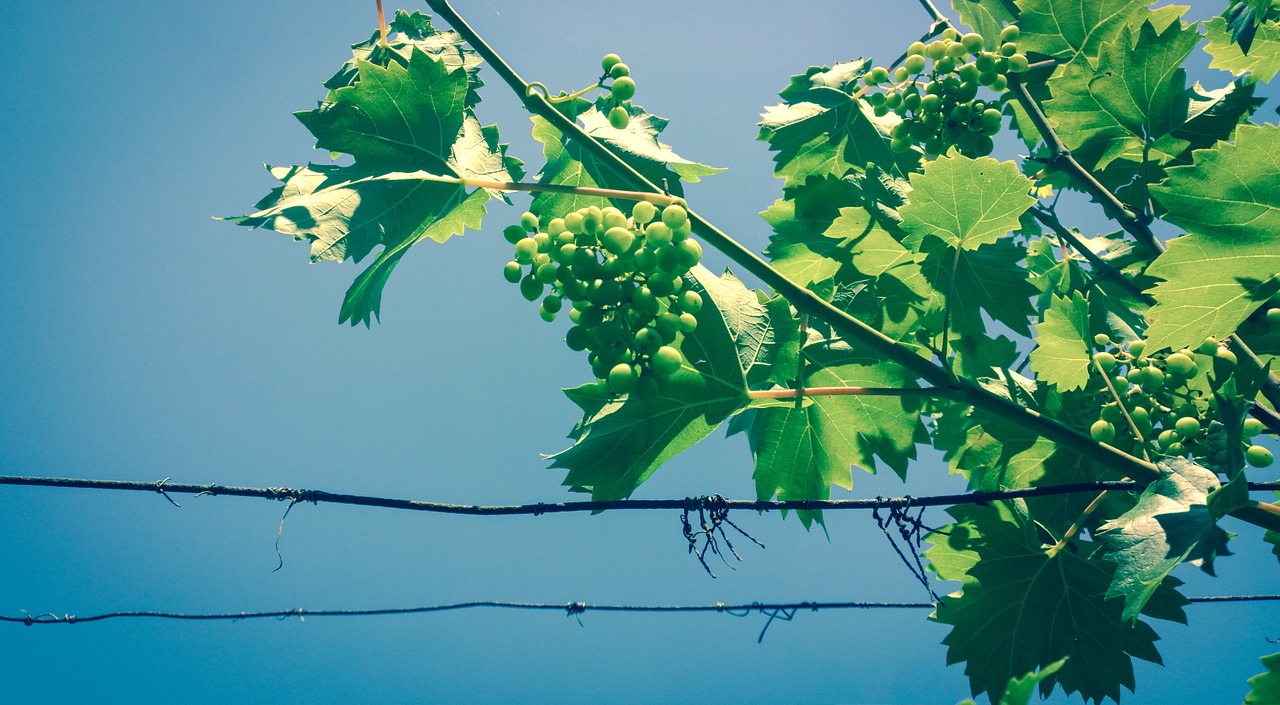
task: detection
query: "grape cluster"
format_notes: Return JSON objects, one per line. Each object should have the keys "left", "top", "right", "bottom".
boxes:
{"left": 600, "top": 53, "right": 635, "bottom": 130}
{"left": 862, "top": 25, "right": 1027, "bottom": 159}
{"left": 502, "top": 201, "right": 705, "bottom": 397}
{"left": 1086, "top": 334, "right": 1274, "bottom": 468}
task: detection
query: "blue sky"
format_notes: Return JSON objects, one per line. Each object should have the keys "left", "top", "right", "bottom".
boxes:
{"left": 0, "top": 1, "right": 1276, "bottom": 703}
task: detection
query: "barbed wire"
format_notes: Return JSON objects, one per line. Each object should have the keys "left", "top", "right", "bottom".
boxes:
{"left": 3, "top": 474, "right": 1278, "bottom": 516}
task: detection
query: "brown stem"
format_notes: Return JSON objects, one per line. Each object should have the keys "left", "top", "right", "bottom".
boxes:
{"left": 376, "top": 0, "right": 389, "bottom": 47}
{"left": 747, "top": 386, "right": 955, "bottom": 400}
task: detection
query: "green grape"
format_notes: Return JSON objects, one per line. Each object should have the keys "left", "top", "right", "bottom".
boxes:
{"left": 563, "top": 212, "right": 585, "bottom": 234}
{"left": 554, "top": 243, "right": 577, "bottom": 265}
{"left": 662, "top": 204, "right": 689, "bottom": 229}
{"left": 610, "top": 63, "right": 630, "bottom": 79}
{"left": 608, "top": 106, "right": 630, "bottom": 130}
{"left": 927, "top": 41, "right": 947, "bottom": 60}
{"left": 601, "top": 53, "right": 622, "bottom": 72}
{"left": 1100, "top": 404, "right": 1124, "bottom": 423}
{"left": 947, "top": 42, "right": 968, "bottom": 60}
{"left": 611, "top": 76, "right": 636, "bottom": 101}
{"left": 1244, "top": 418, "right": 1266, "bottom": 437}
{"left": 533, "top": 232, "right": 552, "bottom": 252}
{"left": 1166, "top": 441, "right": 1185, "bottom": 456}
{"left": 601, "top": 226, "right": 635, "bottom": 255}
{"left": 1215, "top": 347, "right": 1237, "bottom": 366}
{"left": 518, "top": 211, "right": 538, "bottom": 231}
{"left": 633, "top": 327, "right": 662, "bottom": 355}
{"left": 1267, "top": 307, "right": 1280, "bottom": 324}
{"left": 520, "top": 274, "right": 543, "bottom": 302}
{"left": 1127, "top": 339, "right": 1146, "bottom": 358}
{"left": 1007, "top": 54, "right": 1029, "bottom": 73}
{"left": 1091, "top": 420, "right": 1116, "bottom": 442}
{"left": 979, "top": 108, "right": 1002, "bottom": 130}
{"left": 1094, "top": 351, "right": 1117, "bottom": 372}
{"left": 539, "top": 308, "right": 557, "bottom": 323}
{"left": 1246, "top": 444, "right": 1274, "bottom": 468}
{"left": 1175, "top": 416, "right": 1201, "bottom": 436}
{"left": 654, "top": 320, "right": 678, "bottom": 344}
{"left": 501, "top": 261, "right": 522, "bottom": 283}
{"left": 646, "top": 221, "right": 674, "bottom": 247}
{"left": 542, "top": 295, "right": 562, "bottom": 314}
{"left": 1141, "top": 366, "right": 1165, "bottom": 387}
{"left": 905, "top": 54, "right": 927, "bottom": 74}
{"left": 961, "top": 33, "right": 984, "bottom": 54}
{"left": 893, "top": 66, "right": 909, "bottom": 82}
{"left": 504, "top": 224, "right": 526, "bottom": 244}
{"left": 565, "top": 325, "right": 590, "bottom": 351}
{"left": 890, "top": 137, "right": 913, "bottom": 153}
{"left": 908, "top": 41, "right": 926, "bottom": 56}
{"left": 941, "top": 28, "right": 959, "bottom": 41}
{"left": 974, "top": 52, "right": 996, "bottom": 73}
{"left": 514, "top": 237, "right": 538, "bottom": 263}
{"left": 632, "top": 249, "right": 657, "bottom": 274}
{"left": 935, "top": 57, "right": 957, "bottom": 74}
{"left": 677, "top": 312, "right": 698, "bottom": 333}
{"left": 547, "top": 217, "right": 568, "bottom": 235}
{"left": 869, "top": 66, "right": 890, "bottom": 84}
{"left": 676, "top": 238, "right": 703, "bottom": 268}
{"left": 989, "top": 74, "right": 1008, "bottom": 91}
{"left": 535, "top": 263, "right": 558, "bottom": 284}
{"left": 1000, "top": 25, "right": 1020, "bottom": 43}
{"left": 1165, "top": 352, "right": 1196, "bottom": 375}
{"left": 608, "top": 362, "right": 638, "bottom": 393}
{"left": 999, "top": 42, "right": 1018, "bottom": 57}
{"left": 632, "top": 287, "right": 660, "bottom": 317}
{"left": 1157, "top": 429, "right": 1178, "bottom": 449}
{"left": 1130, "top": 406, "right": 1151, "bottom": 432}
{"left": 679, "top": 290, "right": 703, "bottom": 313}
{"left": 922, "top": 94, "right": 943, "bottom": 113}
{"left": 632, "top": 200, "right": 657, "bottom": 224}
{"left": 653, "top": 345, "right": 684, "bottom": 376}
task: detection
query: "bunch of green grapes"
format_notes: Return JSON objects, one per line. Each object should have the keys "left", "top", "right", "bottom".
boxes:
{"left": 501, "top": 201, "right": 705, "bottom": 397}
{"left": 600, "top": 53, "right": 635, "bottom": 130}
{"left": 1086, "top": 334, "right": 1274, "bottom": 468}
{"left": 862, "top": 25, "right": 1028, "bottom": 159}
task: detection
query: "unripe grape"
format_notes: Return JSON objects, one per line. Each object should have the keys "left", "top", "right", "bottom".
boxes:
{"left": 1007, "top": 54, "right": 1029, "bottom": 73}
{"left": 632, "top": 287, "right": 660, "bottom": 317}
{"left": 922, "top": 94, "right": 943, "bottom": 113}
{"left": 602, "top": 226, "right": 635, "bottom": 255}
{"left": 1000, "top": 25, "right": 1020, "bottom": 43}
{"left": 975, "top": 52, "right": 996, "bottom": 73}
{"left": 894, "top": 66, "right": 910, "bottom": 82}
{"left": 608, "top": 106, "right": 630, "bottom": 130}
{"left": 539, "top": 308, "right": 557, "bottom": 322}
{"left": 980, "top": 108, "right": 1002, "bottom": 129}
{"left": 1158, "top": 429, "right": 1178, "bottom": 449}
{"left": 1215, "top": 347, "right": 1237, "bottom": 366}
{"left": 678, "top": 290, "right": 703, "bottom": 313}
{"left": 632, "top": 249, "right": 657, "bottom": 274}
{"left": 989, "top": 74, "right": 1008, "bottom": 91}
{"left": 633, "top": 327, "right": 662, "bottom": 356}
{"left": 936, "top": 57, "right": 957, "bottom": 74}
{"left": 533, "top": 232, "right": 551, "bottom": 252}
{"left": 1165, "top": 352, "right": 1196, "bottom": 375}
{"left": 1091, "top": 420, "right": 1116, "bottom": 442}
{"left": 536, "top": 262, "right": 558, "bottom": 284}
{"left": 542, "top": 295, "right": 562, "bottom": 314}
{"left": 942, "top": 28, "right": 959, "bottom": 41}
{"left": 999, "top": 42, "right": 1018, "bottom": 57}
{"left": 565, "top": 325, "right": 590, "bottom": 351}
{"left": 905, "top": 54, "right": 927, "bottom": 74}
{"left": 646, "top": 221, "right": 674, "bottom": 247}
{"left": 1267, "top": 307, "right": 1280, "bottom": 324}
{"left": 554, "top": 242, "right": 577, "bottom": 265}
{"left": 653, "top": 345, "right": 684, "bottom": 376}
{"left": 891, "top": 137, "right": 913, "bottom": 153}
{"left": 927, "top": 41, "right": 947, "bottom": 60}
{"left": 610, "top": 62, "right": 630, "bottom": 79}
{"left": 947, "top": 42, "right": 968, "bottom": 60}
{"left": 676, "top": 238, "right": 703, "bottom": 268}
{"left": 1094, "top": 333, "right": 1112, "bottom": 346}
{"left": 608, "top": 363, "right": 638, "bottom": 393}
{"left": 1141, "top": 366, "right": 1165, "bottom": 387}
{"left": 869, "top": 66, "right": 890, "bottom": 84}
{"left": 662, "top": 204, "right": 689, "bottom": 229}
{"left": 504, "top": 224, "right": 526, "bottom": 244}
{"left": 601, "top": 53, "right": 622, "bottom": 72}
{"left": 1175, "top": 416, "right": 1201, "bottom": 436}
{"left": 520, "top": 274, "right": 543, "bottom": 302}
{"left": 514, "top": 237, "right": 538, "bottom": 263}
{"left": 632, "top": 201, "right": 657, "bottom": 224}
{"left": 1244, "top": 418, "right": 1266, "bottom": 437}
{"left": 677, "top": 312, "right": 698, "bottom": 333}
{"left": 611, "top": 76, "right": 636, "bottom": 101}
{"left": 1246, "top": 445, "right": 1274, "bottom": 468}
{"left": 1166, "top": 441, "right": 1185, "bottom": 456}
{"left": 1100, "top": 404, "right": 1124, "bottom": 423}
{"left": 960, "top": 32, "right": 985, "bottom": 54}
{"left": 908, "top": 41, "right": 926, "bottom": 56}
{"left": 503, "top": 261, "right": 523, "bottom": 283}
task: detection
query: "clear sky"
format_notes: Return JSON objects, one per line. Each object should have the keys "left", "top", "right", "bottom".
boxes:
{"left": 0, "top": 1, "right": 1276, "bottom": 703}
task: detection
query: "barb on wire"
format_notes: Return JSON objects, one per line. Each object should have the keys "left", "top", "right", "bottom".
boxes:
{"left": 155, "top": 477, "right": 181, "bottom": 508}
{"left": 681, "top": 495, "right": 765, "bottom": 577}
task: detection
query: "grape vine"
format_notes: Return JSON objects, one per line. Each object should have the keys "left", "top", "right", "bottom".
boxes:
{"left": 226, "top": 1, "right": 1280, "bottom": 702}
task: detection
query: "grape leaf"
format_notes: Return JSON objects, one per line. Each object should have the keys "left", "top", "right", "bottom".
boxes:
{"left": 1145, "top": 124, "right": 1280, "bottom": 351}
{"left": 927, "top": 501, "right": 1184, "bottom": 705}
{"left": 1246, "top": 652, "right": 1280, "bottom": 704}
{"left": 1095, "top": 458, "right": 1227, "bottom": 623}
{"left": 226, "top": 42, "right": 521, "bottom": 326}
{"left": 528, "top": 102, "right": 723, "bottom": 218}
{"left": 549, "top": 266, "right": 762, "bottom": 500}
{"left": 759, "top": 59, "right": 920, "bottom": 188}
{"left": 1029, "top": 292, "right": 1093, "bottom": 392}
{"left": 915, "top": 237, "right": 1038, "bottom": 336}
{"left": 760, "top": 176, "right": 863, "bottom": 287}
{"left": 1205, "top": 15, "right": 1280, "bottom": 83}
{"left": 1042, "top": 21, "right": 1197, "bottom": 174}
{"left": 1014, "top": 0, "right": 1149, "bottom": 60}
{"left": 899, "top": 154, "right": 1036, "bottom": 251}
{"left": 955, "top": 660, "right": 1069, "bottom": 705}
{"left": 1172, "top": 80, "right": 1263, "bottom": 154}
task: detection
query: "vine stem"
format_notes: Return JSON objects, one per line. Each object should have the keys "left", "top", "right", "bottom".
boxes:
{"left": 746, "top": 386, "right": 954, "bottom": 400}
{"left": 437, "top": 175, "right": 677, "bottom": 204}
{"left": 424, "top": 0, "right": 1280, "bottom": 533}
{"left": 1047, "top": 489, "right": 1109, "bottom": 558}
{"left": 1029, "top": 207, "right": 1153, "bottom": 303}
{"left": 375, "top": 0, "right": 388, "bottom": 48}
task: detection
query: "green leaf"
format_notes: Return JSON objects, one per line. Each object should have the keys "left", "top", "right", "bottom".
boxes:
{"left": 226, "top": 37, "right": 521, "bottom": 326}
{"left": 1171, "top": 80, "right": 1263, "bottom": 154}
{"left": 927, "top": 501, "right": 1183, "bottom": 704}
{"left": 1205, "top": 15, "right": 1280, "bottom": 83}
{"left": 1095, "top": 458, "right": 1225, "bottom": 623}
{"left": 1246, "top": 652, "right": 1280, "bottom": 704}
{"left": 998, "top": 659, "right": 1069, "bottom": 705}
{"left": 528, "top": 102, "right": 723, "bottom": 217}
{"left": 549, "top": 266, "right": 760, "bottom": 500}
{"left": 1014, "top": 0, "right": 1149, "bottom": 60}
{"left": 760, "top": 176, "right": 863, "bottom": 287}
{"left": 1029, "top": 292, "right": 1093, "bottom": 392}
{"left": 915, "top": 237, "right": 1039, "bottom": 336}
{"left": 899, "top": 154, "right": 1036, "bottom": 250}
{"left": 1042, "top": 21, "right": 1197, "bottom": 174}
{"left": 759, "top": 60, "right": 920, "bottom": 188}
{"left": 1145, "top": 124, "right": 1280, "bottom": 351}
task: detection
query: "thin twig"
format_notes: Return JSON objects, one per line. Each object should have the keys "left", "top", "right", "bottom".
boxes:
{"left": 1028, "top": 207, "right": 1153, "bottom": 303}
{"left": 746, "top": 386, "right": 953, "bottom": 400}
{"left": 375, "top": 0, "right": 388, "bottom": 48}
